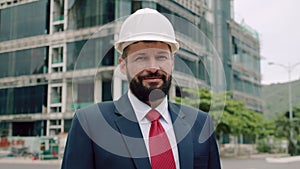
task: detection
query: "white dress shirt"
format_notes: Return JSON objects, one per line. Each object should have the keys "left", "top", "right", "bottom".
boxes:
{"left": 128, "top": 91, "right": 180, "bottom": 169}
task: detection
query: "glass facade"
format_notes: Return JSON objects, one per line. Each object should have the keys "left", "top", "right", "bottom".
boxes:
{"left": 232, "top": 37, "right": 260, "bottom": 73}
{"left": 158, "top": 5, "right": 200, "bottom": 45}
{"left": 0, "top": 0, "right": 262, "bottom": 136}
{"left": 0, "top": 0, "right": 49, "bottom": 42}
{"left": 174, "top": 54, "right": 196, "bottom": 76}
{"left": 0, "top": 89, "right": 7, "bottom": 115}
{"left": 232, "top": 36, "right": 261, "bottom": 98}
{"left": 0, "top": 122, "right": 9, "bottom": 137}
{"left": 233, "top": 71, "right": 261, "bottom": 97}
{"left": 198, "top": 59, "right": 210, "bottom": 83}
{"left": 77, "top": 82, "right": 94, "bottom": 103}
{"left": 12, "top": 121, "right": 46, "bottom": 136}
{"left": 0, "top": 47, "right": 48, "bottom": 78}
{"left": 67, "top": 0, "right": 115, "bottom": 30}
{"left": 157, "top": 4, "right": 213, "bottom": 84}
{"left": 102, "top": 80, "right": 112, "bottom": 101}
{"left": 64, "top": 119, "right": 72, "bottom": 132}
{"left": 70, "top": 78, "right": 95, "bottom": 111}
{"left": 66, "top": 40, "right": 86, "bottom": 70}
{"left": 0, "top": 85, "right": 47, "bottom": 115}
{"left": 66, "top": 36, "right": 114, "bottom": 71}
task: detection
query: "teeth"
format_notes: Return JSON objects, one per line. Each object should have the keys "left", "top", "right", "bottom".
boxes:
{"left": 142, "top": 75, "right": 162, "bottom": 80}
{"left": 147, "top": 77, "right": 159, "bottom": 79}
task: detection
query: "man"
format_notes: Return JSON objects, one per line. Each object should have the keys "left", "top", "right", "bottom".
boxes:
{"left": 62, "top": 8, "right": 221, "bottom": 169}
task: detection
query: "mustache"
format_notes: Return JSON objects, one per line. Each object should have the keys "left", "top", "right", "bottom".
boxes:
{"left": 137, "top": 71, "right": 166, "bottom": 80}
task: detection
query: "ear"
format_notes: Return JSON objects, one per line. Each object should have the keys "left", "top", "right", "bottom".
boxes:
{"left": 118, "top": 57, "right": 127, "bottom": 75}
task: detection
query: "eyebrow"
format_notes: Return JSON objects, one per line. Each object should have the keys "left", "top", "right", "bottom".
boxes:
{"left": 132, "top": 51, "right": 170, "bottom": 57}
{"left": 132, "top": 52, "right": 147, "bottom": 56}
{"left": 157, "top": 51, "right": 171, "bottom": 55}
{"left": 130, "top": 50, "right": 171, "bottom": 58}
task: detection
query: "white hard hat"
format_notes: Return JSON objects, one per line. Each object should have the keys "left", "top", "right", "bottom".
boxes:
{"left": 115, "top": 8, "right": 179, "bottom": 54}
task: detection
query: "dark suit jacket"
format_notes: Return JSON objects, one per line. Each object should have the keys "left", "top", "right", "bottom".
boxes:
{"left": 61, "top": 94, "right": 221, "bottom": 169}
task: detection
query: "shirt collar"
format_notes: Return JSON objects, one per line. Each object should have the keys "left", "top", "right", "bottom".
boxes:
{"left": 128, "top": 91, "right": 169, "bottom": 124}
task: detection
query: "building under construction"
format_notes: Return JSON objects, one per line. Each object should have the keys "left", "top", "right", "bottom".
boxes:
{"left": 0, "top": 0, "right": 262, "bottom": 137}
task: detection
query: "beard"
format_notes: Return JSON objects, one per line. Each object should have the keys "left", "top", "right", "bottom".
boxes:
{"left": 129, "top": 71, "right": 172, "bottom": 103}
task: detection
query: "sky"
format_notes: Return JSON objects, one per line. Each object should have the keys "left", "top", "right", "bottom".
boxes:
{"left": 234, "top": 0, "right": 300, "bottom": 85}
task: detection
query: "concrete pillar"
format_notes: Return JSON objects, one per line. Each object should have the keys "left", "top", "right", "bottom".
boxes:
{"left": 65, "top": 82, "right": 73, "bottom": 112}
{"left": 94, "top": 76, "right": 102, "bottom": 103}
{"left": 8, "top": 122, "right": 12, "bottom": 136}
{"left": 62, "top": 79, "right": 67, "bottom": 113}
{"left": 169, "top": 84, "right": 176, "bottom": 102}
{"left": 113, "top": 77, "right": 123, "bottom": 100}
{"left": 46, "top": 120, "right": 50, "bottom": 136}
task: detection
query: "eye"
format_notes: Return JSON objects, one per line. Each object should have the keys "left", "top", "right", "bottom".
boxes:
{"left": 156, "top": 55, "right": 169, "bottom": 61}
{"left": 134, "top": 55, "right": 147, "bottom": 62}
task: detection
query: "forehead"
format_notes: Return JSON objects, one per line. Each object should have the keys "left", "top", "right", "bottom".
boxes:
{"left": 125, "top": 41, "right": 170, "bottom": 55}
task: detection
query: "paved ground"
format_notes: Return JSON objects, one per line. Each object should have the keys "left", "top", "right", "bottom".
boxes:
{"left": 0, "top": 158, "right": 61, "bottom": 169}
{"left": 222, "top": 156, "right": 300, "bottom": 169}
{"left": 0, "top": 155, "right": 299, "bottom": 169}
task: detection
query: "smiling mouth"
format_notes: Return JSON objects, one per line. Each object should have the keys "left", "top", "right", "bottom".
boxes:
{"left": 143, "top": 76, "right": 162, "bottom": 80}
{"left": 143, "top": 76, "right": 162, "bottom": 83}
{"left": 137, "top": 71, "right": 166, "bottom": 83}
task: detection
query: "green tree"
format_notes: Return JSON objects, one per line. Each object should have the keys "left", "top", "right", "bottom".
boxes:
{"left": 175, "top": 88, "right": 264, "bottom": 141}
{"left": 274, "top": 107, "right": 300, "bottom": 155}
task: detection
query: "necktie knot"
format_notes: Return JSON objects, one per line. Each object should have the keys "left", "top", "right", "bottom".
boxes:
{"left": 146, "top": 109, "right": 160, "bottom": 122}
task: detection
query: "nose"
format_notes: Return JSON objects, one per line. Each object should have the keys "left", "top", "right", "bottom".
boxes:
{"left": 145, "top": 58, "right": 160, "bottom": 72}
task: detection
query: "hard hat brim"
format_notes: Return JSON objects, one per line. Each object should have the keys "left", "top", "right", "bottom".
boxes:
{"left": 115, "top": 35, "right": 179, "bottom": 54}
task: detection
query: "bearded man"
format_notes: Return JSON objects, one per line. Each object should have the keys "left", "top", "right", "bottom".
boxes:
{"left": 62, "top": 8, "right": 221, "bottom": 169}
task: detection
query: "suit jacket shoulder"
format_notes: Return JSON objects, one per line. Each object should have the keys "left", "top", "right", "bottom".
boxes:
{"left": 62, "top": 96, "right": 221, "bottom": 169}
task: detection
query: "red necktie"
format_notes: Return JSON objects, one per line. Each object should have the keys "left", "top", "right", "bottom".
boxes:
{"left": 146, "top": 109, "right": 176, "bottom": 169}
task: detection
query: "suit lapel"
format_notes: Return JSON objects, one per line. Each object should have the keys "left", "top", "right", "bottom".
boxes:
{"left": 113, "top": 95, "right": 194, "bottom": 169}
{"left": 169, "top": 103, "right": 194, "bottom": 169}
{"left": 114, "top": 94, "right": 151, "bottom": 169}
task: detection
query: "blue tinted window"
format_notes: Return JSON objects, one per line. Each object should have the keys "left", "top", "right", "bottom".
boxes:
{"left": 0, "top": 89, "right": 7, "bottom": 115}
{"left": 68, "top": 0, "right": 115, "bottom": 30}
{"left": 0, "top": 0, "right": 49, "bottom": 41}
{"left": 67, "top": 36, "right": 114, "bottom": 71}
{"left": 0, "top": 47, "right": 48, "bottom": 78}
{"left": 0, "top": 85, "right": 47, "bottom": 115}
{"left": 13, "top": 85, "right": 47, "bottom": 114}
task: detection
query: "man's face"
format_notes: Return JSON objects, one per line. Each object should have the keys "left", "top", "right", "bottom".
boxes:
{"left": 119, "top": 41, "right": 174, "bottom": 103}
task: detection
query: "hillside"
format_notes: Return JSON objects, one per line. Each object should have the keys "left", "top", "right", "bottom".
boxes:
{"left": 262, "top": 79, "right": 300, "bottom": 120}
